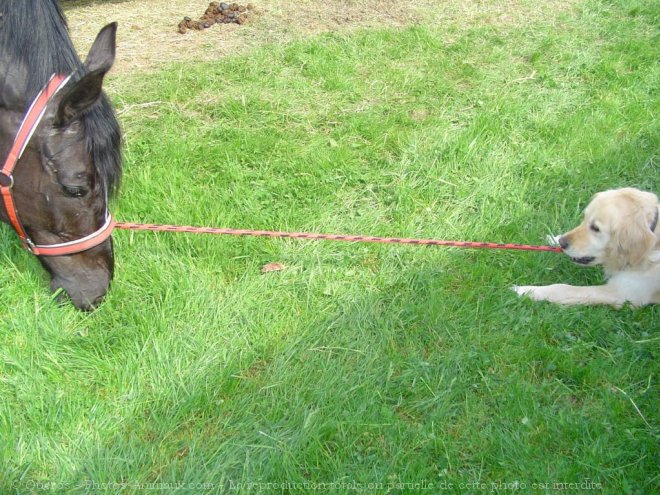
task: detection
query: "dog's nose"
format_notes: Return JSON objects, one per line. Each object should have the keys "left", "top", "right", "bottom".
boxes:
{"left": 558, "top": 236, "right": 569, "bottom": 250}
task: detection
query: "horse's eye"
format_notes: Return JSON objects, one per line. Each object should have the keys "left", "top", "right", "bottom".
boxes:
{"left": 62, "top": 185, "right": 88, "bottom": 198}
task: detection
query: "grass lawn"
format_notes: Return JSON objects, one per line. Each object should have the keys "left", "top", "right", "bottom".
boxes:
{"left": 1, "top": 0, "right": 658, "bottom": 493}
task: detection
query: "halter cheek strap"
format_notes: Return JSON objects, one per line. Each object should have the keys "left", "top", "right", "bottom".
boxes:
{"left": 0, "top": 73, "right": 115, "bottom": 256}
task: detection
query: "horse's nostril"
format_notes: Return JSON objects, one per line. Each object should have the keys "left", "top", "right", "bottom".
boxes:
{"left": 74, "top": 292, "right": 107, "bottom": 312}
{"left": 72, "top": 294, "right": 105, "bottom": 312}
{"left": 91, "top": 294, "right": 106, "bottom": 308}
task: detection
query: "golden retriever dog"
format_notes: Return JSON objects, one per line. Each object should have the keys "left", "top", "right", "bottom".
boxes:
{"left": 514, "top": 188, "right": 659, "bottom": 307}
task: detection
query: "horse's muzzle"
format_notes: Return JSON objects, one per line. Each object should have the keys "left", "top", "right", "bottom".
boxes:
{"left": 50, "top": 272, "right": 111, "bottom": 311}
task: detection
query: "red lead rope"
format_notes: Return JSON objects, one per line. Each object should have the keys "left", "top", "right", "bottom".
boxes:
{"left": 2, "top": 74, "right": 560, "bottom": 257}
{"left": 114, "top": 222, "right": 562, "bottom": 252}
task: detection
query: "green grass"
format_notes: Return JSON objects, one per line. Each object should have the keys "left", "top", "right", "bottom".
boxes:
{"left": 1, "top": 0, "right": 658, "bottom": 493}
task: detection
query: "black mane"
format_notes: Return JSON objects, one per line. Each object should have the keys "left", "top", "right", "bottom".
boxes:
{"left": 0, "top": 0, "right": 122, "bottom": 196}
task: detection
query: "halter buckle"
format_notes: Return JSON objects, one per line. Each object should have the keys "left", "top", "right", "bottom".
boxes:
{"left": 0, "top": 171, "right": 14, "bottom": 189}
{"left": 23, "top": 238, "right": 37, "bottom": 254}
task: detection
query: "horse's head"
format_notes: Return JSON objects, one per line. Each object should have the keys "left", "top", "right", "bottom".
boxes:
{"left": 1, "top": 24, "right": 120, "bottom": 310}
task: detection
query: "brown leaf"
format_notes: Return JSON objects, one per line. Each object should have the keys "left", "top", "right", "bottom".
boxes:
{"left": 261, "top": 262, "right": 286, "bottom": 273}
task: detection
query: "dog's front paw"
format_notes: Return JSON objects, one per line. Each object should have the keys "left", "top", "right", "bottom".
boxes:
{"left": 512, "top": 285, "right": 541, "bottom": 300}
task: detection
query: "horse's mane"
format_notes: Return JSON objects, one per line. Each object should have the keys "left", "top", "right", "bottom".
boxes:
{"left": 0, "top": 0, "right": 122, "bottom": 196}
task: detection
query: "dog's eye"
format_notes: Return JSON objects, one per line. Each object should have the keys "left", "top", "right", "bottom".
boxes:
{"left": 590, "top": 223, "right": 600, "bottom": 233}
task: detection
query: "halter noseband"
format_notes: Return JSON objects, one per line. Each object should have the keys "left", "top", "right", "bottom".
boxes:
{"left": 0, "top": 74, "right": 115, "bottom": 256}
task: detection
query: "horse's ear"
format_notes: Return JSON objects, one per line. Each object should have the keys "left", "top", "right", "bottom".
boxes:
{"left": 55, "top": 23, "right": 117, "bottom": 127}
{"left": 83, "top": 22, "right": 117, "bottom": 73}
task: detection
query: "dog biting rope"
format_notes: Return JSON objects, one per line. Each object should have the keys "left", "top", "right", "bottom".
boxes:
{"left": 114, "top": 222, "right": 562, "bottom": 252}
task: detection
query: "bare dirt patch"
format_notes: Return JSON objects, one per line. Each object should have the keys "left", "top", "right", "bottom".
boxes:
{"left": 63, "top": 0, "right": 577, "bottom": 79}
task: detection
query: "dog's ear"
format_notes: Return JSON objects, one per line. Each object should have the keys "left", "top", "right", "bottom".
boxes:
{"left": 609, "top": 204, "right": 657, "bottom": 269}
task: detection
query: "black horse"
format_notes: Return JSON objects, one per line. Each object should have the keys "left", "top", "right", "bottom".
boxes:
{"left": 0, "top": 1, "right": 121, "bottom": 310}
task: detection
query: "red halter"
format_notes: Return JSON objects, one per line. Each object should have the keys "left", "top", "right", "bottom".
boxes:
{"left": 0, "top": 74, "right": 115, "bottom": 256}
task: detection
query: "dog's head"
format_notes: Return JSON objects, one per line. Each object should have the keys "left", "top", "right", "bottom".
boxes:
{"left": 558, "top": 188, "right": 659, "bottom": 272}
